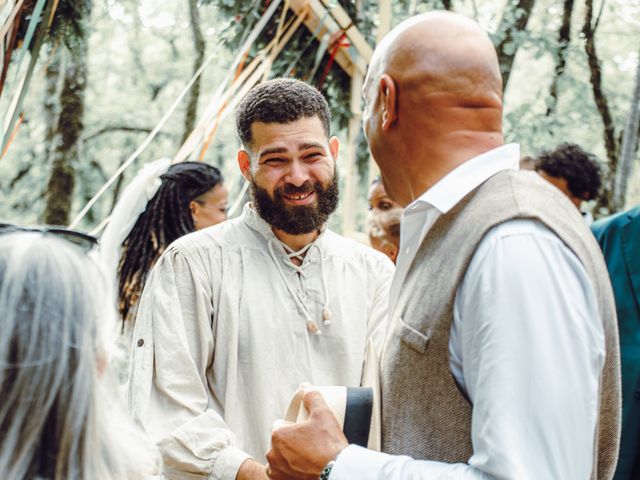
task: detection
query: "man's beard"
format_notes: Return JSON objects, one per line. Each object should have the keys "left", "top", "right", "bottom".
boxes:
{"left": 250, "top": 171, "right": 339, "bottom": 235}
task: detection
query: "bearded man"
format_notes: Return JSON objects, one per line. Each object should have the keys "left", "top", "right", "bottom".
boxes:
{"left": 127, "top": 78, "right": 394, "bottom": 480}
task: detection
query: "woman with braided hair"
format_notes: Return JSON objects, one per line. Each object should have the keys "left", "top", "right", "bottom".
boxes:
{"left": 102, "top": 161, "right": 227, "bottom": 385}
{"left": 116, "top": 161, "right": 228, "bottom": 328}
{"left": 99, "top": 160, "right": 227, "bottom": 385}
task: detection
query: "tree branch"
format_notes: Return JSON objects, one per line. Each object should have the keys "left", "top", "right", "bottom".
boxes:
{"left": 583, "top": 0, "right": 618, "bottom": 213}
{"left": 494, "top": 0, "right": 537, "bottom": 90}
{"left": 594, "top": 0, "right": 606, "bottom": 32}
{"left": 182, "top": 0, "right": 206, "bottom": 145}
{"left": 83, "top": 126, "right": 176, "bottom": 142}
{"left": 545, "top": 0, "right": 573, "bottom": 116}
{"left": 613, "top": 50, "right": 640, "bottom": 208}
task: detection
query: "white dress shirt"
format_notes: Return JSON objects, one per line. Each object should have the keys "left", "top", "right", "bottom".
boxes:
{"left": 331, "top": 144, "right": 606, "bottom": 479}
{"left": 128, "top": 204, "right": 394, "bottom": 480}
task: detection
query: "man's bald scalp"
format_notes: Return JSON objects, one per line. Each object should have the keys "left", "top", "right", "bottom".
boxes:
{"left": 367, "top": 11, "right": 502, "bottom": 105}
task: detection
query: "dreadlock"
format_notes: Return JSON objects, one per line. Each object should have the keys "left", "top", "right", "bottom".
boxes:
{"left": 117, "top": 162, "right": 223, "bottom": 327}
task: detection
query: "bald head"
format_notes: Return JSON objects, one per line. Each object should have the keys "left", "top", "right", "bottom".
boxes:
{"left": 363, "top": 11, "right": 505, "bottom": 206}
{"left": 366, "top": 11, "right": 502, "bottom": 104}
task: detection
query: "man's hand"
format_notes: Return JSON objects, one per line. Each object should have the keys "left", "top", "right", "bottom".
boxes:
{"left": 266, "top": 389, "right": 349, "bottom": 480}
{"left": 237, "top": 458, "right": 270, "bottom": 480}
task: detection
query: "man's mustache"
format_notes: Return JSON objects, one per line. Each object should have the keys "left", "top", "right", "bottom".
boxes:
{"left": 280, "top": 182, "right": 315, "bottom": 196}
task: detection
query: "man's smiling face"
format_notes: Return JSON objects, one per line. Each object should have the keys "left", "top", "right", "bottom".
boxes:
{"left": 239, "top": 115, "right": 340, "bottom": 234}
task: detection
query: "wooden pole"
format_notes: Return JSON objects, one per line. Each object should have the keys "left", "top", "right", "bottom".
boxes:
{"left": 342, "top": 70, "right": 363, "bottom": 236}
{"left": 289, "top": 0, "right": 372, "bottom": 77}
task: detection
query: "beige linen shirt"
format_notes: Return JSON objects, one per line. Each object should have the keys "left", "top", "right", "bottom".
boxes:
{"left": 127, "top": 204, "right": 394, "bottom": 480}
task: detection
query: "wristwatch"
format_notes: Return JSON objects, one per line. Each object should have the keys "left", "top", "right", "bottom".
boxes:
{"left": 319, "top": 460, "right": 335, "bottom": 480}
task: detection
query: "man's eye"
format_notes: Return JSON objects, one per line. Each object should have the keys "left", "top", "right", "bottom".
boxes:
{"left": 264, "top": 158, "right": 285, "bottom": 165}
{"left": 378, "top": 201, "right": 392, "bottom": 211}
{"left": 304, "top": 153, "right": 322, "bottom": 160}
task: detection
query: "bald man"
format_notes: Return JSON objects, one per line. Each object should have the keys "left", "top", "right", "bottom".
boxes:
{"left": 266, "top": 11, "right": 621, "bottom": 480}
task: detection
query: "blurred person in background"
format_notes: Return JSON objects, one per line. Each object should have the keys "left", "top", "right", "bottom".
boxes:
{"left": 368, "top": 177, "right": 402, "bottom": 263}
{"left": 535, "top": 143, "right": 602, "bottom": 225}
{"left": 99, "top": 160, "right": 228, "bottom": 384}
{"left": 592, "top": 205, "right": 640, "bottom": 480}
{"left": 518, "top": 155, "right": 536, "bottom": 171}
{"left": 112, "top": 161, "right": 227, "bottom": 329}
{"left": 0, "top": 225, "right": 159, "bottom": 480}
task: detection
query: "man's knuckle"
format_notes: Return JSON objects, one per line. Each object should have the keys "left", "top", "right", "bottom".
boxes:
{"left": 271, "top": 429, "right": 284, "bottom": 445}
{"left": 266, "top": 450, "right": 275, "bottom": 464}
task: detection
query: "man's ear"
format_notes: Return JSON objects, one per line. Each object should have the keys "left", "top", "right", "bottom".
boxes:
{"left": 379, "top": 74, "right": 398, "bottom": 131}
{"left": 238, "top": 149, "right": 252, "bottom": 181}
{"left": 329, "top": 136, "right": 339, "bottom": 161}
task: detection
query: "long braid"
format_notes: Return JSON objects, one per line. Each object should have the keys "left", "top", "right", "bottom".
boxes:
{"left": 117, "top": 162, "right": 223, "bottom": 328}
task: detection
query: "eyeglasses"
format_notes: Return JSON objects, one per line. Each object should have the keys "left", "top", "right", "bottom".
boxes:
{"left": 0, "top": 223, "right": 98, "bottom": 253}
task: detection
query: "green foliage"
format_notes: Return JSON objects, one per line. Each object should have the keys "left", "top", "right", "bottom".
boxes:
{"left": 205, "top": 0, "right": 372, "bottom": 131}
{"left": 49, "top": 0, "right": 93, "bottom": 47}
{"left": 0, "top": 0, "right": 639, "bottom": 230}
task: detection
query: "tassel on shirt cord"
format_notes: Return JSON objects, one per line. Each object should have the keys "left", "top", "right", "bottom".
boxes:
{"left": 268, "top": 240, "right": 332, "bottom": 336}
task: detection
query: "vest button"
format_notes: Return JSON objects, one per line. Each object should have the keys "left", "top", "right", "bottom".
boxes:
{"left": 137, "top": 338, "right": 144, "bottom": 347}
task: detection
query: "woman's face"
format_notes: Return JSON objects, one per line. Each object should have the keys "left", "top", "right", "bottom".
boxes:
{"left": 368, "top": 181, "right": 401, "bottom": 215}
{"left": 190, "top": 183, "right": 229, "bottom": 230}
{"left": 368, "top": 181, "right": 402, "bottom": 263}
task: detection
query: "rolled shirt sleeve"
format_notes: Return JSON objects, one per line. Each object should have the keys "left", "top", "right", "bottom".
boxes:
{"left": 128, "top": 243, "right": 249, "bottom": 480}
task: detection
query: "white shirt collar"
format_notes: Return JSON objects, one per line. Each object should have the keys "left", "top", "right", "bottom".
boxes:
{"left": 405, "top": 143, "right": 520, "bottom": 215}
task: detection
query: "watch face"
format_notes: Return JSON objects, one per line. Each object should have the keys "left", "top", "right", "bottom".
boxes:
{"left": 320, "top": 460, "right": 335, "bottom": 480}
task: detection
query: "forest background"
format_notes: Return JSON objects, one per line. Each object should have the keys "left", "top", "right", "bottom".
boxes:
{"left": 0, "top": 0, "right": 639, "bottom": 234}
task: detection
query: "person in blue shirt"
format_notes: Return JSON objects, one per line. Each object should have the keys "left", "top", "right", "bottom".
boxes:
{"left": 592, "top": 205, "right": 640, "bottom": 480}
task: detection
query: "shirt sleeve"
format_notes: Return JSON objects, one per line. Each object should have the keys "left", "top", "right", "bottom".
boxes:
{"left": 127, "top": 243, "right": 250, "bottom": 480}
{"left": 331, "top": 220, "right": 605, "bottom": 479}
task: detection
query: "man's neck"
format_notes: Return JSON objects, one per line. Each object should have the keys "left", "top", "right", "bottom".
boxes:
{"left": 391, "top": 132, "right": 504, "bottom": 206}
{"left": 272, "top": 228, "right": 321, "bottom": 264}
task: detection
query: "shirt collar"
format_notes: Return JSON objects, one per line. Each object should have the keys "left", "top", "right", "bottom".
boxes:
{"left": 405, "top": 143, "right": 520, "bottom": 215}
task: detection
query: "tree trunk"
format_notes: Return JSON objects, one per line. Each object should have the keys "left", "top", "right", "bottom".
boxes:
{"left": 545, "top": 0, "right": 573, "bottom": 116}
{"left": 43, "top": 5, "right": 91, "bottom": 226}
{"left": 181, "top": 0, "right": 205, "bottom": 145}
{"left": 583, "top": 0, "right": 618, "bottom": 214}
{"left": 613, "top": 52, "right": 640, "bottom": 209}
{"left": 43, "top": 48, "right": 61, "bottom": 165}
{"left": 494, "top": 0, "right": 536, "bottom": 90}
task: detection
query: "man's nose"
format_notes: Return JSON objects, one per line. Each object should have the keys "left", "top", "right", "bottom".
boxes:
{"left": 284, "top": 161, "right": 310, "bottom": 187}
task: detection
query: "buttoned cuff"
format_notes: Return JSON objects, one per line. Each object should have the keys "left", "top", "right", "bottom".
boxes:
{"left": 330, "top": 445, "right": 393, "bottom": 480}
{"left": 211, "top": 447, "right": 252, "bottom": 480}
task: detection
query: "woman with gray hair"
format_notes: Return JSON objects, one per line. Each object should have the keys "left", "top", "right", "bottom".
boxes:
{"left": 0, "top": 225, "right": 160, "bottom": 479}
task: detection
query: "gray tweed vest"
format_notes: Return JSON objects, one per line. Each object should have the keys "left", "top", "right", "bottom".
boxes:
{"left": 380, "top": 170, "right": 621, "bottom": 479}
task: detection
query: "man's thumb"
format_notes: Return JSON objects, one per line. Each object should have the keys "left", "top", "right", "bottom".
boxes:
{"left": 302, "top": 389, "right": 329, "bottom": 414}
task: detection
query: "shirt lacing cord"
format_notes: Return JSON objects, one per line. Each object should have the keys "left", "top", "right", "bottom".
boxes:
{"left": 267, "top": 239, "right": 333, "bottom": 335}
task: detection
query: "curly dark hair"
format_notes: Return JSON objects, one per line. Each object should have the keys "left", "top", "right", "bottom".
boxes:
{"left": 534, "top": 143, "right": 602, "bottom": 200}
{"left": 117, "top": 162, "right": 223, "bottom": 327}
{"left": 235, "top": 78, "right": 331, "bottom": 148}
